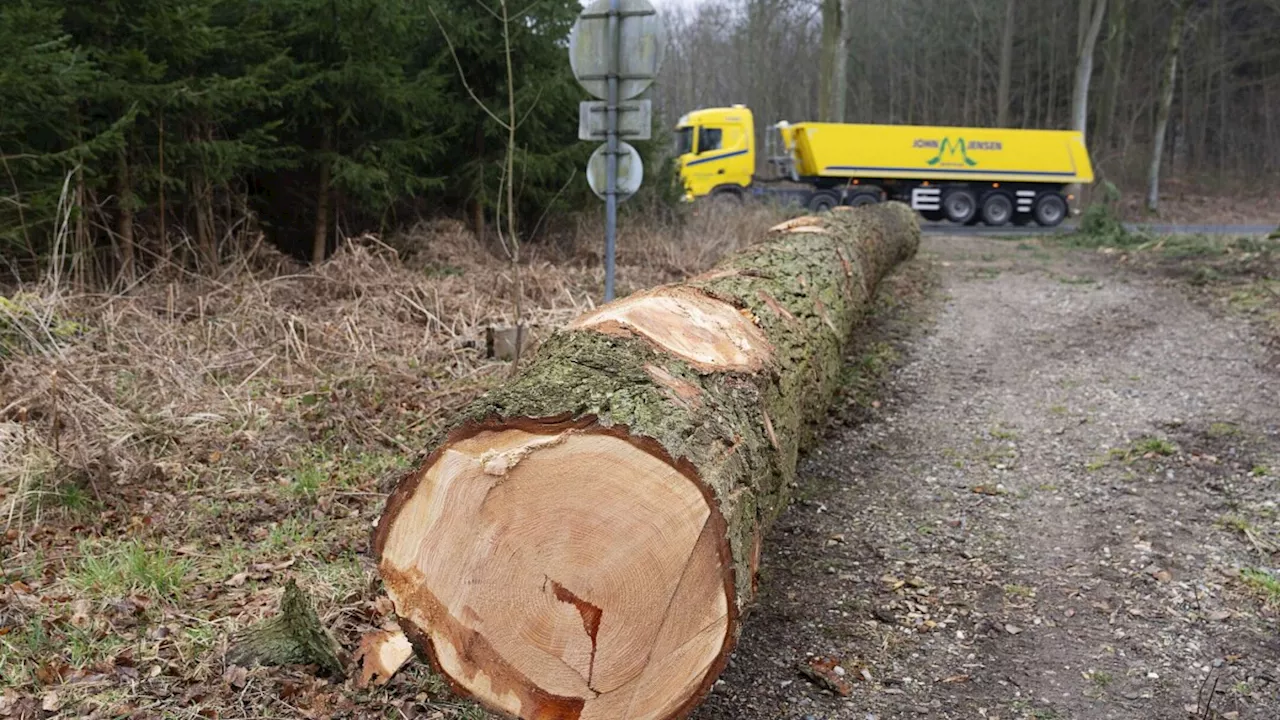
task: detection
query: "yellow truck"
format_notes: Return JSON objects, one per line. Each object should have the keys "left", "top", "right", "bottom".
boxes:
{"left": 675, "top": 105, "right": 1095, "bottom": 226}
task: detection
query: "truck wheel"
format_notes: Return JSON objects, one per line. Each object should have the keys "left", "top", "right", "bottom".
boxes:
{"left": 709, "top": 188, "right": 743, "bottom": 207}
{"left": 942, "top": 189, "right": 977, "bottom": 224}
{"left": 846, "top": 192, "right": 879, "bottom": 207}
{"left": 807, "top": 191, "right": 839, "bottom": 213}
{"left": 1033, "top": 193, "right": 1068, "bottom": 227}
{"left": 980, "top": 193, "right": 1014, "bottom": 227}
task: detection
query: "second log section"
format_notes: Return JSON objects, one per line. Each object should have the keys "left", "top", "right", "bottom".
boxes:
{"left": 374, "top": 203, "right": 921, "bottom": 720}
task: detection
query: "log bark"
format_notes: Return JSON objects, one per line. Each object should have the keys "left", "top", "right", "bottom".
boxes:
{"left": 373, "top": 203, "right": 920, "bottom": 720}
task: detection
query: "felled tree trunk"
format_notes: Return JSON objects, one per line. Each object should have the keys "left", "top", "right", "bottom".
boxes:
{"left": 374, "top": 203, "right": 920, "bottom": 720}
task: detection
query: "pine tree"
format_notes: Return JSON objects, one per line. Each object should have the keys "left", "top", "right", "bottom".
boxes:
{"left": 0, "top": 2, "right": 113, "bottom": 266}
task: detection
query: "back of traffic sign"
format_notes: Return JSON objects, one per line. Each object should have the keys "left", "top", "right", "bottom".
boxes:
{"left": 586, "top": 142, "right": 643, "bottom": 202}
{"left": 569, "top": 0, "right": 666, "bottom": 101}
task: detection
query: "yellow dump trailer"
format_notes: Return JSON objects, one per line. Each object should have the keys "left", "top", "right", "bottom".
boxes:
{"left": 676, "top": 106, "right": 1095, "bottom": 227}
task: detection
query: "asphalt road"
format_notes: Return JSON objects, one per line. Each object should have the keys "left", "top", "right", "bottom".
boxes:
{"left": 921, "top": 221, "right": 1276, "bottom": 236}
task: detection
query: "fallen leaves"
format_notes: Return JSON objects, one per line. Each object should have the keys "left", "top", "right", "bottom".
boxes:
{"left": 222, "top": 665, "right": 249, "bottom": 689}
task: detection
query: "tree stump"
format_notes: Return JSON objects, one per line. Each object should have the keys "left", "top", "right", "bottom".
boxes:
{"left": 226, "top": 579, "right": 345, "bottom": 677}
{"left": 374, "top": 203, "right": 920, "bottom": 720}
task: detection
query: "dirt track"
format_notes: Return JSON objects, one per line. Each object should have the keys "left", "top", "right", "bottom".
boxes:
{"left": 692, "top": 236, "right": 1280, "bottom": 720}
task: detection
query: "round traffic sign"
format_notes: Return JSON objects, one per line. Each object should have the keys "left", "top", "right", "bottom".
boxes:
{"left": 569, "top": 0, "right": 666, "bottom": 101}
{"left": 586, "top": 142, "right": 643, "bottom": 202}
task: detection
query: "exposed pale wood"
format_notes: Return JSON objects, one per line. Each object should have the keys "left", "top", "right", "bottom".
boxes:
{"left": 569, "top": 286, "right": 772, "bottom": 373}
{"left": 353, "top": 629, "right": 415, "bottom": 688}
{"left": 379, "top": 428, "right": 729, "bottom": 720}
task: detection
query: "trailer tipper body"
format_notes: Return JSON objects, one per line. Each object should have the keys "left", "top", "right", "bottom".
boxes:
{"left": 676, "top": 105, "right": 1095, "bottom": 226}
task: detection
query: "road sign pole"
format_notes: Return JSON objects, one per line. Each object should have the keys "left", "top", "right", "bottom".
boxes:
{"left": 603, "top": 0, "right": 620, "bottom": 302}
{"left": 569, "top": 0, "right": 663, "bottom": 302}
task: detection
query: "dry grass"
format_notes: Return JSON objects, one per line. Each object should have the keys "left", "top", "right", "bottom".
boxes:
{"left": 0, "top": 204, "right": 787, "bottom": 718}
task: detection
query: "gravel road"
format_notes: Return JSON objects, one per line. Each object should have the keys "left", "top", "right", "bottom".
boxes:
{"left": 692, "top": 235, "right": 1280, "bottom": 720}
{"left": 920, "top": 222, "right": 1277, "bottom": 237}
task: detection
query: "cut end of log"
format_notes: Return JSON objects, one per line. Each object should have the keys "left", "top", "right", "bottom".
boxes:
{"left": 375, "top": 424, "right": 734, "bottom": 720}
{"left": 769, "top": 215, "right": 828, "bottom": 234}
{"left": 569, "top": 287, "right": 772, "bottom": 373}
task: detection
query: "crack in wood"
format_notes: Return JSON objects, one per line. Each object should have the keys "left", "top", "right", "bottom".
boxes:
{"left": 549, "top": 579, "right": 604, "bottom": 695}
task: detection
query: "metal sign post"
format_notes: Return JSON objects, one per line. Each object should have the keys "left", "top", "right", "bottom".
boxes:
{"left": 569, "top": 0, "right": 665, "bottom": 302}
{"left": 604, "top": 0, "right": 619, "bottom": 301}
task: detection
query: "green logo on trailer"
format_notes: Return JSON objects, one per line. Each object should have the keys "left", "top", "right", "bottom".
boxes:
{"left": 913, "top": 137, "right": 1003, "bottom": 167}
{"left": 926, "top": 137, "right": 978, "bottom": 167}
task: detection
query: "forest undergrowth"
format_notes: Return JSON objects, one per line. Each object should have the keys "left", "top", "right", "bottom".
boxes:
{"left": 0, "top": 204, "right": 787, "bottom": 719}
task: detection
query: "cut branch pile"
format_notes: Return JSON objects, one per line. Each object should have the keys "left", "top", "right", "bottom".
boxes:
{"left": 373, "top": 203, "right": 921, "bottom": 720}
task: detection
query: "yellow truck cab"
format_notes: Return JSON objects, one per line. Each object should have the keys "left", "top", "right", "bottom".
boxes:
{"left": 675, "top": 106, "right": 757, "bottom": 201}
{"left": 676, "top": 106, "right": 1095, "bottom": 227}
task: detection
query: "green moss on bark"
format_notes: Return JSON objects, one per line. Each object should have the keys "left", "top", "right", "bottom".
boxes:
{"left": 226, "top": 579, "right": 345, "bottom": 677}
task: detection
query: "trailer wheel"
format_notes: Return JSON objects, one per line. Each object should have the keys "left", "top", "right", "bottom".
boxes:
{"left": 1033, "top": 193, "right": 1068, "bottom": 227}
{"left": 846, "top": 192, "right": 880, "bottom": 207}
{"left": 942, "top": 189, "right": 978, "bottom": 224}
{"left": 807, "top": 191, "right": 839, "bottom": 213}
{"left": 980, "top": 193, "right": 1014, "bottom": 227}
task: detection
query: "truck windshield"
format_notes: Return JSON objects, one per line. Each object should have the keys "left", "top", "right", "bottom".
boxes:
{"left": 676, "top": 127, "right": 694, "bottom": 155}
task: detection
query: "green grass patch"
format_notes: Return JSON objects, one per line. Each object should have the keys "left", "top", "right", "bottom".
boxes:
{"left": 1132, "top": 436, "right": 1178, "bottom": 456}
{"left": 990, "top": 425, "right": 1019, "bottom": 441}
{"left": 1208, "top": 421, "right": 1241, "bottom": 439}
{"left": 70, "top": 540, "right": 190, "bottom": 599}
{"left": 284, "top": 447, "right": 411, "bottom": 499}
{"left": 1241, "top": 568, "right": 1280, "bottom": 607}
{"left": 1058, "top": 275, "right": 1097, "bottom": 286}
{"left": 1218, "top": 514, "right": 1255, "bottom": 534}
{"left": 1089, "top": 436, "right": 1179, "bottom": 470}
{"left": 1003, "top": 583, "right": 1036, "bottom": 599}
{"left": 840, "top": 341, "right": 900, "bottom": 408}
{"left": 1084, "top": 669, "right": 1114, "bottom": 688}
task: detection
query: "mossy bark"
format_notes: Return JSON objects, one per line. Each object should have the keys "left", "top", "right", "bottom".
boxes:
{"left": 374, "top": 202, "right": 919, "bottom": 718}
{"left": 226, "top": 579, "right": 345, "bottom": 677}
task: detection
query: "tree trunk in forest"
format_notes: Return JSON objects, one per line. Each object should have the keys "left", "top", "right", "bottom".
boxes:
{"left": 997, "top": 0, "right": 1016, "bottom": 127}
{"left": 193, "top": 171, "right": 216, "bottom": 270}
{"left": 374, "top": 203, "right": 920, "bottom": 720}
{"left": 1147, "top": 0, "right": 1190, "bottom": 212}
{"left": 1215, "top": 0, "right": 1228, "bottom": 175}
{"left": 1072, "top": 0, "right": 1107, "bottom": 137}
{"left": 472, "top": 126, "right": 486, "bottom": 242}
{"left": 832, "top": 0, "right": 850, "bottom": 123}
{"left": 312, "top": 132, "right": 332, "bottom": 265}
{"left": 191, "top": 122, "right": 217, "bottom": 271}
{"left": 117, "top": 150, "right": 135, "bottom": 282}
{"left": 818, "top": 0, "right": 846, "bottom": 122}
{"left": 157, "top": 112, "right": 168, "bottom": 263}
{"left": 1097, "top": 0, "right": 1127, "bottom": 153}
